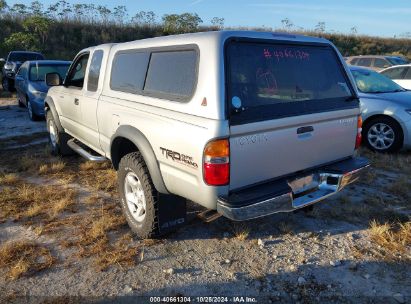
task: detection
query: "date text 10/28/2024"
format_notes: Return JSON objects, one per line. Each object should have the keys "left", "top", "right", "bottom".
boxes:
{"left": 149, "top": 296, "right": 258, "bottom": 303}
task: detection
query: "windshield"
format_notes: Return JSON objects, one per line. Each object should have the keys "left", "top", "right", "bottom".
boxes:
{"left": 350, "top": 68, "right": 405, "bottom": 93}
{"left": 29, "top": 64, "right": 70, "bottom": 82}
{"left": 227, "top": 41, "right": 355, "bottom": 123}
{"left": 9, "top": 53, "right": 44, "bottom": 62}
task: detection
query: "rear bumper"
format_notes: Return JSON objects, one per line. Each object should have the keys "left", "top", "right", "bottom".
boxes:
{"left": 217, "top": 157, "right": 370, "bottom": 221}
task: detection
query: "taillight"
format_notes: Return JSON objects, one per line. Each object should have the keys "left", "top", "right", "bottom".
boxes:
{"left": 203, "top": 139, "right": 229, "bottom": 186}
{"left": 355, "top": 116, "right": 363, "bottom": 149}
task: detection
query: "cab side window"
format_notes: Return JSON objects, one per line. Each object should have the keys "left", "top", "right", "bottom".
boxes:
{"left": 373, "top": 58, "right": 389, "bottom": 69}
{"left": 358, "top": 57, "right": 372, "bottom": 67}
{"left": 404, "top": 68, "right": 411, "bottom": 80}
{"left": 65, "top": 53, "right": 90, "bottom": 88}
{"left": 87, "top": 50, "right": 104, "bottom": 92}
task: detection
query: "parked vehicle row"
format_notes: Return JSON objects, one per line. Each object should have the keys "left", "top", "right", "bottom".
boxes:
{"left": 346, "top": 55, "right": 409, "bottom": 71}
{"left": 380, "top": 64, "right": 411, "bottom": 90}
{"left": 0, "top": 51, "right": 45, "bottom": 91}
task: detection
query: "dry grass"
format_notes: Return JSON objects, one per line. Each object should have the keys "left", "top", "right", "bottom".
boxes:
{"left": 84, "top": 193, "right": 101, "bottom": 205}
{"left": 369, "top": 220, "right": 411, "bottom": 262}
{"left": 0, "top": 145, "right": 145, "bottom": 274}
{"left": 78, "top": 163, "right": 117, "bottom": 194}
{"left": 0, "top": 173, "right": 19, "bottom": 185}
{"left": 79, "top": 161, "right": 104, "bottom": 171}
{"left": 38, "top": 161, "right": 66, "bottom": 175}
{"left": 0, "top": 183, "right": 78, "bottom": 221}
{"left": 87, "top": 209, "right": 126, "bottom": 241}
{"left": 17, "top": 154, "right": 43, "bottom": 172}
{"left": 38, "top": 164, "right": 48, "bottom": 174}
{"left": 278, "top": 221, "right": 294, "bottom": 235}
{"left": 339, "top": 195, "right": 352, "bottom": 205}
{"left": 56, "top": 196, "right": 141, "bottom": 271}
{"left": 0, "top": 240, "right": 55, "bottom": 280}
{"left": 360, "top": 148, "right": 411, "bottom": 174}
{"left": 0, "top": 144, "right": 117, "bottom": 194}
{"left": 93, "top": 233, "right": 138, "bottom": 271}
{"left": 312, "top": 189, "right": 409, "bottom": 224}
{"left": 385, "top": 177, "right": 411, "bottom": 200}
{"left": 231, "top": 223, "right": 250, "bottom": 241}
{"left": 361, "top": 169, "right": 378, "bottom": 184}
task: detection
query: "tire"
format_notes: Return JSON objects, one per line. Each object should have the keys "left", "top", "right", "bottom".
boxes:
{"left": 27, "top": 100, "right": 40, "bottom": 121}
{"left": 362, "top": 117, "right": 403, "bottom": 153}
{"left": 17, "top": 96, "right": 25, "bottom": 108}
{"left": 46, "top": 111, "right": 73, "bottom": 156}
{"left": 2, "top": 77, "right": 9, "bottom": 92}
{"left": 16, "top": 93, "right": 26, "bottom": 108}
{"left": 118, "top": 152, "right": 160, "bottom": 239}
{"left": 2, "top": 77, "right": 15, "bottom": 92}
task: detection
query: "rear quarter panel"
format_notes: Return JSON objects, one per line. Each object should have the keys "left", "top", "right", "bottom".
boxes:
{"left": 98, "top": 36, "right": 228, "bottom": 209}
{"left": 97, "top": 96, "right": 229, "bottom": 209}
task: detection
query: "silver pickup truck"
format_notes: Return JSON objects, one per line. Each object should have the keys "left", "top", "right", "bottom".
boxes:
{"left": 44, "top": 31, "right": 369, "bottom": 238}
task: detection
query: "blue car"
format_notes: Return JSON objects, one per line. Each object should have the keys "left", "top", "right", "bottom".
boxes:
{"left": 15, "top": 60, "right": 71, "bottom": 120}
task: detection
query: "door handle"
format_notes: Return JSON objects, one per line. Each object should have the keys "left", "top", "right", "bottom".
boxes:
{"left": 297, "top": 126, "right": 314, "bottom": 134}
{"left": 74, "top": 98, "right": 79, "bottom": 105}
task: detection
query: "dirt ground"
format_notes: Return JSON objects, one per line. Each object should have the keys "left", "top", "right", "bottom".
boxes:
{"left": 0, "top": 98, "right": 410, "bottom": 304}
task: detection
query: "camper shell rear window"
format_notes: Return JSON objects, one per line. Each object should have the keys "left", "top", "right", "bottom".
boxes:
{"left": 225, "top": 38, "right": 358, "bottom": 125}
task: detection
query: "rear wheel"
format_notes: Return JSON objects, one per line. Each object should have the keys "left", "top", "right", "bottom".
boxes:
{"left": 17, "top": 95, "right": 25, "bottom": 108}
{"left": 363, "top": 117, "right": 403, "bottom": 153}
{"left": 46, "top": 111, "right": 73, "bottom": 156}
{"left": 118, "top": 152, "right": 160, "bottom": 239}
{"left": 2, "top": 77, "right": 9, "bottom": 91}
{"left": 1, "top": 77, "right": 14, "bottom": 92}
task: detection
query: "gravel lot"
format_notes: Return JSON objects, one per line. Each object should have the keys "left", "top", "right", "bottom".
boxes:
{"left": 0, "top": 99, "right": 410, "bottom": 303}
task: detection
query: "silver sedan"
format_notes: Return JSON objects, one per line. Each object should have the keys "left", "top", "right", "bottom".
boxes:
{"left": 350, "top": 66, "right": 411, "bottom": 152}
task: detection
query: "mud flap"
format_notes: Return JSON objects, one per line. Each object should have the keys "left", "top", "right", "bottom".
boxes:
{"left": 157, "top": 194, "right": 187, "bottom": 235}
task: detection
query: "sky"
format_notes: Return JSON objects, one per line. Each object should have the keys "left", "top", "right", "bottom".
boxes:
{"left": 5, "top": 0, "right": 411, "bottom": 37}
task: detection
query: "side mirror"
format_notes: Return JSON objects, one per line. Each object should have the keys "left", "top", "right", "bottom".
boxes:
{"left": 0, "top": 58, "right": 5, "bottom": 63}
{"left": 46, "top": 73, "right": 62, "bottom": 86}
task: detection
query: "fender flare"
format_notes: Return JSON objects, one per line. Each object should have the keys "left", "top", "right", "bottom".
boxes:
{"left": 44, "top": 96, "right": 64, "bottom": 132}
{"left": 111, "top": 125, "right": 169, "bottom": 194}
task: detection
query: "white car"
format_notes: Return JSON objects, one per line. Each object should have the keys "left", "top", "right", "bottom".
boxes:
{"left": 380, "top": 64, "right": 411, "bottom": 90}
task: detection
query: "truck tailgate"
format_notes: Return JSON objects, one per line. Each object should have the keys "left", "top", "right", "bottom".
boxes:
{"left": 229, "top": 108, "right": 358, "bottom": 190}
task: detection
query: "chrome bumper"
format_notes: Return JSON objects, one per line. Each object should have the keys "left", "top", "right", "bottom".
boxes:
{"left": 217, "top": 157, "right": 370, "bottom": 221}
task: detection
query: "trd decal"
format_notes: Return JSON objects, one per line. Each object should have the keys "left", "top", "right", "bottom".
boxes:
{"left": 160, "top": 147, "right": 198, "bottom": 169}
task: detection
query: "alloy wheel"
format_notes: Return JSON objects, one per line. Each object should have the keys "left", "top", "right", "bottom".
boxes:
{"left": 124, "top": 172, "right": 147, "bottom": 222}
{"left": 367, "top": 122, "right": 395, "bottom": 151}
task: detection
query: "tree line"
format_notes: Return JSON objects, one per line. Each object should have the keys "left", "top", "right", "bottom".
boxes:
{"left": 0, "top": 0, "right": 410, "bottom": 60}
